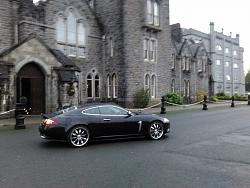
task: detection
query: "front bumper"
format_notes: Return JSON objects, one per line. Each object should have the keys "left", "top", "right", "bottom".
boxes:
{"left": 164, "top": 123, "right": 170, "bottom": 134}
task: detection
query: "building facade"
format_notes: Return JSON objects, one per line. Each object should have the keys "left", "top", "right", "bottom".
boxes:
{"left": 170, "top": 24, "right": 212, "bottom": 103}
{"left": 182, "top": 22, "right": 245, "bottom": 96}
{"left": 0, "top": 0, "right": 173, "bottom": 114}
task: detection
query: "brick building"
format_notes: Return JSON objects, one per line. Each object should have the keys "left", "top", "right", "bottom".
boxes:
{"left": 0, "top": 0, "right": 173, "bottom": 114}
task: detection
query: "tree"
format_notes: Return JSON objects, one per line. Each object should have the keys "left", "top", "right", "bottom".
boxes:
{"left": 245, "top": 70, "right": 250, "bottom": 92}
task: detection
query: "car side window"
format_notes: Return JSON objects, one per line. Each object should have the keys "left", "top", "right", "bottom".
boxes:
{"left": 99, "top": 106, "right": 128, "bottom": 116}
{"left": 83, "top": 107, "right": 100, "bottom": 115}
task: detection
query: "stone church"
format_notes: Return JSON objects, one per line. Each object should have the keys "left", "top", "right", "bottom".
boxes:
{"left": 0, "top": 0, "right": 174, "bottom": 114}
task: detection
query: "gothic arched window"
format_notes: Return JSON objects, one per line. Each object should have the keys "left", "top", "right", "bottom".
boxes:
{"left": 56, "top": 15, "right": 66, "bottom": 43}
{"left": 56, "top": 8, "right": 87, "bottom": 58}
{"left": 112, "top": 74, "right": 118, "bottom": 98}
{"left": 151, "top": 75, "right": 156, "bottom": 98}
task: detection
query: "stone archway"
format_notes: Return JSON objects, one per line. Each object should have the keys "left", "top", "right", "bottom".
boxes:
{"left": 17, "top": 62, "right": 45, "bottom": 115}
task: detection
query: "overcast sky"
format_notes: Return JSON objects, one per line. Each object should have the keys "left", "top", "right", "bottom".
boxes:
{"left": 169, "top": 0, "right": 249, "bottom": 74}
{"left": 33, "top": 0, "right": 249, "bottom": 73}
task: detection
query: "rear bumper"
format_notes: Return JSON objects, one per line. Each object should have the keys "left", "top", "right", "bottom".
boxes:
{"left": 39, "top": 124, "right": 66, "bottom": 140}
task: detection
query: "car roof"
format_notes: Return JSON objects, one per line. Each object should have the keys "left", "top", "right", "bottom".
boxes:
{"left": 81, "top": 103, "right": 122, "bottom": 110}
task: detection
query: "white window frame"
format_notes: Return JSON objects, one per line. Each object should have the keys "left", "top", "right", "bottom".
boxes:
{"left": 216, "top": 60, "right": 221, "bottom": 65}
{"left": 112, "top": 74, "right": 118, "bottom": 98}
{"left": 107, "top": 75, "right": 111, "bottom": 98}
{"left": 171, "top": 53, "right": 176, "bottom": 70}
{"left": 147, "top": 0, "right": 153, "bottom": 24}
{"left": 145, "top": 74, "right": 150, "bottom": 90}
{"left": 226, "top": 75, "right": 231, "bottom": 81}
{"left": 87, "top": 74, "right": 93, "bottom": 98}
{"left": 171, "top": 79, "right": 175, "bottom": 93}
{"left": 56, "top": 15, "right": 66, "bottom": 43}
{"left": 144, "top": 38, "right": 149, "bottom": 60}
{"left": 153, "top": 1, "right": 159, "bottom": 26}
{"left": 56, "top": 9, "right": 87, "bottom": 58}
{"left": 151, "top": 75, "right": 156, "bottom": 98}
{"left": 87, "top": 73, "right": 100, "bottom": 98}
{"left": 146, "top": 0, "right": 160, "bottom": 26}
{"left": 187, "top": 80, "right": 190, "bottom": 97}
{"left": 94, "top": 75, "right": 100, "bottom": 98}
{"left": 233, "top": 63, "right": 239, "bottom": 69}
{"left": 216, "top": 44, "right": 222, "bottom": 51}
{"left": 198, "top": 59, "right": 202, "bottom": 72}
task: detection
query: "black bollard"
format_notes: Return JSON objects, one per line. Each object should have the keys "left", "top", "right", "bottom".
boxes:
{"left": 15, "top": 103, "right": 26, "bottom": 129}
{"left": 248, "top": 95, "right": 250, "bottom": 105}
{"left": 160, "top": 96, "right": 166, "bottom": 114}
{"left": 202, "top": 95, "right": 208, "bottom": 110}
{"left": 231, "top": 96, "right": 235, "bottom": 107}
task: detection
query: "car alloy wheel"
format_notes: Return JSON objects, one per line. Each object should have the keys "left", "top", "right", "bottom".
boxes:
{"left": 149, "top": 121, "right": 164, "bottom": 140}
{"left": 68, "top": 126, "right": 90, "bottom": 147}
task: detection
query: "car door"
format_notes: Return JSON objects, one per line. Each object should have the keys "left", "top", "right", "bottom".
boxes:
{"left": 98, "top": 105, "right": 139, "bottom": 136}
{"left": 81, "top": 107, "right": 102, "bottom": 137}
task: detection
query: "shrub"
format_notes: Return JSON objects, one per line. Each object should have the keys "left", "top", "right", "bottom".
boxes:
{"left": 165, "top": 92, "right": 182, "bottom": 105}
{"left": 196, "top": 89, "right": 207, "bottom": 102}
{"left": 209, "top": 96, "right": 218, "bottom": 102}
{"left": 133, "top": 88, "right": 150, "bottom": 108}
{"left": 216, "top": 92, "right": 226, "bottom": 97}
{"left": 20, "top": 96, "right": 28, "bottom": 104}
{"left": 234, "top": 94, "right": 247, "bottom": 101}
{"left": 216, "top": 95, "right": 231, "bottom": 100}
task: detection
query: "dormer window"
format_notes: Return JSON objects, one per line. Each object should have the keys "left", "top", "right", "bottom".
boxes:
{"left": 147, "top": 0, "right": 159, "bottom": 26}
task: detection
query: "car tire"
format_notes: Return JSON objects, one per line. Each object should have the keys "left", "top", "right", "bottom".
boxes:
{"left": 67, "top": 126, "right": 90, "bottom": 147}
{"left": 148, "top": 121, "right": 164, "bottom": 140}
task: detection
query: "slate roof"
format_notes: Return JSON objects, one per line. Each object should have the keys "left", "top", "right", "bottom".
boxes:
{"left": 0, "top": 34, "right": 80, "bottom": 72}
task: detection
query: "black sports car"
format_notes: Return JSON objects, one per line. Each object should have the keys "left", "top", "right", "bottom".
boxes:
{"left": 39, "top": 104, "right": 170, "bottom": 147}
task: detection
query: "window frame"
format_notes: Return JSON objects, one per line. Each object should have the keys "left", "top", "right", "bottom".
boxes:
{"left": 86, "top": 73, "right": 101, "bottom": 99}
{"left": 112, "top": 74, "right": 118, "bottom": 98}
{"left": 171, "top": 53, "right": 176, "bottom": 70}
{"left": 146, "top": 0, "right": 160, "bottom": 26}
{"left": 55, "top": 9, "right": 87, "bottom": 58}
{"left": 107, "top": 75, "right": 111, "bottom": 98}
{"left": 171, "top": 79, "right": 175, "bottom": 93}
{"left": 151, "top": 75, "right": 156, "bottom": 98}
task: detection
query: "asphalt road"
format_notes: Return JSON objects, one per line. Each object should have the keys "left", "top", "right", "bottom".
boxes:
{"left": 1, "top": 106, "right": 250, "bottom": 188}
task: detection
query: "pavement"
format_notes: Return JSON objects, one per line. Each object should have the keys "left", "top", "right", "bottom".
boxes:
{"left": 0, "top": 100, "right": 248, "bottom": 128}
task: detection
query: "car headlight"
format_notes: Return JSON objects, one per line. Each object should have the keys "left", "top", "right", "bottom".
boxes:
{"left": 163, "top": 118, "right": 170, "bottom": 123}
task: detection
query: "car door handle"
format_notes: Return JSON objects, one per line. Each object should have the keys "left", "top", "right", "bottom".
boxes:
{"left": 103, "top": 118, "right": 111, "bottom": 121}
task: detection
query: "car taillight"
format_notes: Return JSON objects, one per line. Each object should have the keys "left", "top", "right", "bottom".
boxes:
{"left": 43, "top": 119, "right": 59, "bottom": 126}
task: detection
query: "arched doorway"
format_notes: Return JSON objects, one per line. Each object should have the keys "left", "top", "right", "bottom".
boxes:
{"left": 17, "top": 63, "right": 45, "bottom": 115}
